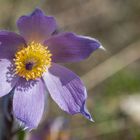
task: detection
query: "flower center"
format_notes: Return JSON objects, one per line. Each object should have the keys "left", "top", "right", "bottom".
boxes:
{"left": 14, "top": 42, "right": 52, "bottom": 80}
{"left": 25, "top": 62, "right": 34, "bottom": 70}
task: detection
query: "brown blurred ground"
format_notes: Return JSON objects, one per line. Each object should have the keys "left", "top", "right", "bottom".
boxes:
{"left": 0, "top": 0, "right": 140, "bottom": 140}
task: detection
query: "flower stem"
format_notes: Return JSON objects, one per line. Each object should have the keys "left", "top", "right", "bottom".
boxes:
{"left": 0, "top": 94, "right": 14, "bottom": 140}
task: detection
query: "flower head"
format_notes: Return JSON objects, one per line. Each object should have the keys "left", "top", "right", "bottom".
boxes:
{"left": 14, "top": 42, "right": 52, "bottom": 80}
{"left": 0, "top": 8, "right": 103, "bottom": 129}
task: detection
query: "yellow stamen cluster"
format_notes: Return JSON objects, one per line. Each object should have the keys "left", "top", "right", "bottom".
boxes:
{"left": 14, "top": 42, "right": 52, "bottom": 80}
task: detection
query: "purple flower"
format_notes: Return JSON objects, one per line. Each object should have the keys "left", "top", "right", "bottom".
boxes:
{"left": 0, "top": 8, "right": 103, "bottom": 129}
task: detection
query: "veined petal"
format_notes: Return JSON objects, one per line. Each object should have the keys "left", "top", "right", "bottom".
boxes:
{"left": 0, "top": 31, "right": 26, "bottom": 59}
{"left": 43, "top": 63, "right": 93, "bottom": 121}
{"left": 44, "top": 32, "right": 101, "bottom": 63}
{"left": 17, "top": 8, "right": 57, "bottom": 43}
{"left": 13, "top": 78, "right": 46, "bottom": 129}
{"left": 0, "top": 59, "right": 18, "bottom": 97}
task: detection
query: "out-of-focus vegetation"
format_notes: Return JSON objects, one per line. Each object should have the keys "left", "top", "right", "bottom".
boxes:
{"left": 0, "top": 0, "right": 140, "bottom": 139}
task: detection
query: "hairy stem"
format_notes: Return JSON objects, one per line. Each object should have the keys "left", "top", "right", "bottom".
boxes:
{"left": 0, "top": 94, "right": 14, "bottom": 140}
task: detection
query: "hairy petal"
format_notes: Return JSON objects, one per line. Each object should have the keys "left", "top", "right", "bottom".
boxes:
{"left": 13, "top": 78, "right": 46, "bottom": 129}
{"left": 43, "top": 63, "right": 93, "bottom": 121}
{"left": 0, "top": 31, "right": 26, "bottom": 59}
{"left": 17, "top": 8, "right": 57, "bottom": 43}
{"left": 44, "top": 32, "right": 101, "bottom": 63}
{"left": 0, "top": 59, "right": 18, "bottom": 97}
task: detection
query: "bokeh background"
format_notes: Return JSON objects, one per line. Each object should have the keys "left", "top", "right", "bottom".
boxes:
{"left": 0, "top": 0, "right": 140, "bottom": 140}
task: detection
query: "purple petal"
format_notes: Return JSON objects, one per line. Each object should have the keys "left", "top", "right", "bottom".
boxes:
{"left": 13, "top": 78, "right": 46, "bottom": 129}
{"left": 0, "top": 31, "right": 26, "bottom": 59}
{"left": 43, "top": 63, "right": 93, "bottom": 121}
{"left": 17, "top": 8, "right": 57, "bottom": 43}
{"left": 44, "top": 32, "right": 101, "bottom": 63}
{"left": 0, "top": 59, "right": 18, "bottom": 97}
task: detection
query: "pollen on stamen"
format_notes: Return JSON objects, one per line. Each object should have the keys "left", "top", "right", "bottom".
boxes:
{"left": 14, "top": 42, "right": 52, "bottom": 80}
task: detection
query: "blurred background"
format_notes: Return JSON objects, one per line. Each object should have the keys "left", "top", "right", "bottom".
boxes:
{"left": 0, "top": 0, "right": 140, "bottom": 140}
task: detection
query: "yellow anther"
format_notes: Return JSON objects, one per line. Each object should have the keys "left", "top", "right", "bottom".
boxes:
{"left": 14, "top": 42, "right": 52, "bottom": 80}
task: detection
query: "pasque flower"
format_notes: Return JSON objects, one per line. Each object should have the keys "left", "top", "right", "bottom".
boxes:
{"left": 0, "top": 8, "right": 103, "bottom": 129}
